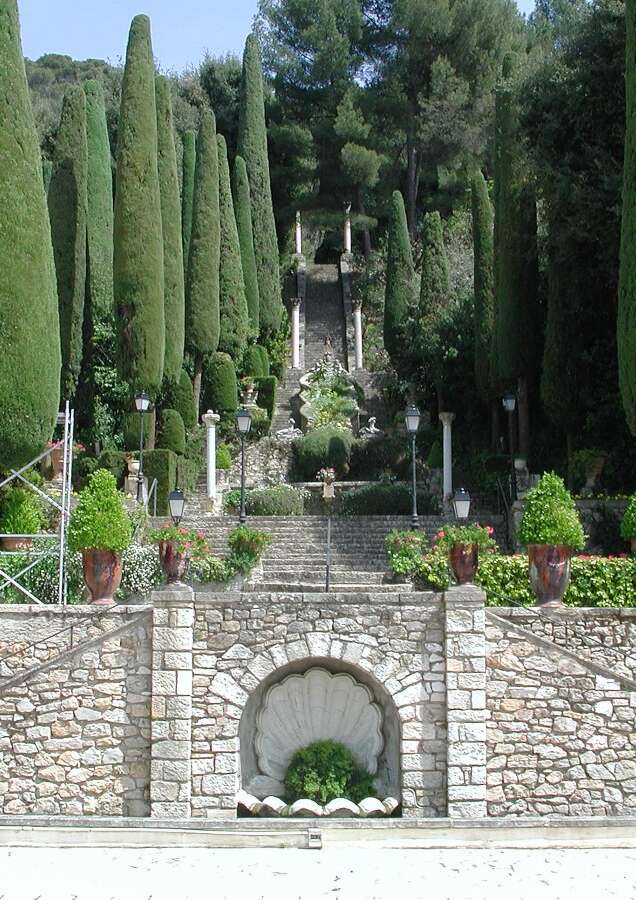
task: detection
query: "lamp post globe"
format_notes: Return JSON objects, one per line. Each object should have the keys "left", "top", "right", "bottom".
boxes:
{"left": 236, "top": 407, "right": 252, "bottom": 524}
{"left": 168, "top": 489, "right": 186, "bottom": 526}
{"left": 405, "top": 405, "right": 421, "bottom": 529}
{"left": 134, "top": 391, "right": 151, "bottom": 504}
{"left": 452, "top": 488, "right": 471, "bottom": 521}
{"left": 501, "top": 392, "right": 517, "bottom": 502}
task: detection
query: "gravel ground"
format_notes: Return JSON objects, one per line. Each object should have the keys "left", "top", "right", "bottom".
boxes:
{"left": 1, "top": 847, "right": 636, "bottom": 900}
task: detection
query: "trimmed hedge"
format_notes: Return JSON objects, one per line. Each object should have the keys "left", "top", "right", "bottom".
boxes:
{"left": 172, "top": 369, "right": 197, "bottom": 429}
{"left": 143, "top": 448, "right": 177, "bottom": 515}
{"left": 157, "top": 408, "right": 186, "bottom": 456}
{"left": 255, "top": 375, "right": 277, "bottom": 422}
{"left": 339, "top": 482, "right": 441, "bottom": 516}
{"left": 293, "top": 427, "right": 355, "bottom": 480}
{"left": 122, "top": 410, "right": 153, "bottom": 452}
{"left": 224, "top": 484, "right": 306, "bottom": 516}
{"left": 176, "top": 454, "right": 199, "bottom": 493}
{"left": 244, "top": 344, "right": 270, "bottom": 378}
{"left": 203, "top": 352, "right": 238, "bottom": 415}
{"left": 97, "top": 450, "right": 127, "bottom": 488}
{"left": 217, "top": 134, "right": 249, "bottom": 364}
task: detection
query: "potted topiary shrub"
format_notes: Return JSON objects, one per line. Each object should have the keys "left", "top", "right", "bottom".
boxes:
{"left": 68, "top": 469, "right": 132, "bottom": 605}
{"left": 518, "top": 472, "right": 585, "bottom": 606}
{"left": 433, "top": 523, "right": 496, "bottom": 585}
{"left": 148, "top": 524, "right": 208, "bottom": 584}
{"left": 0, "top": 487, "right": 47, "bottom": 550}
{"left": 621, "top": 493, "right": 636, "bottom": 554}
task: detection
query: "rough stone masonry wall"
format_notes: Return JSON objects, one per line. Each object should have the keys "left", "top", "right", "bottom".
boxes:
{"left": 0, "top": 608, "right": 151, "bottom": 816}
{"left": 190, "top": 591, "right": 448, "bottom": 819}
{"left": 486, "top": 611, "right": 636, "bottom": 817}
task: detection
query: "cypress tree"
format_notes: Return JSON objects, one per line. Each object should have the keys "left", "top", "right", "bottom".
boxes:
{"left": 181, "top": 130, "right": 196, "bottom": 279}
{"left": 156, "top": 75, "right": 185, "bottom": 385}
{"left": 384, "top": 190, "right": 416, "bottom": 372}
{"left": 471, "top": 170, "right": 494, "bottom": 405}
{"left": 48, "top": 84, "right": 88, "bottom": 402}
{"left": 619, "top": 0, "right": 636, "bottom": 434}
{"left": 0, "top": 0, "right": 61, "bottom": 467}
{"left": 186, "top": 110, "right": 220, "bottom": 415}
{"left": 237, "top": 34, "right": 282, "bottom": 337}
{"left": 419, "top": 211, "right": 450, "bottom": 316}
{"left": 233, "top": 154, "right": 260, "bottom": 338}
{"left": 114, "top": 15, "right": 165, "bottom": 399}
{"left": 217, "top": 134, "right": 249, "bottom": 364}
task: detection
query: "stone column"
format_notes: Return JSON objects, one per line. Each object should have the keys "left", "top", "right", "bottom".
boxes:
{"left": 344, "top": 203, "right": 352, "bottom": 254}
{"left": 150, "top": 588, "right": 194, "bottom": 818}
{"left": 352, "top": 298, "right": 363, "bottom": 370}
{"left": 291, "top": 296, "right": 301, "bottom": 370}
{"left": 295, "top": 210, "right": 302, "bottom": 255}
{"left": 444, "top": 584, "right": 487, "bottom": 819}
{"left": 439, "top": 412, "right": 455, "bottom": 502}
{"left": 202, "top": 410, "right": 220, "bottom": 502}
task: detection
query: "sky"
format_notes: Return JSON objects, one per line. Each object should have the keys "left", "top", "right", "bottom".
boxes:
{"left": 18, "top": 0, "right": 537, "bottom": 72}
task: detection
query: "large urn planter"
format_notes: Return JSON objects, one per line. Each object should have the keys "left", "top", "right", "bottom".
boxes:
{"left": 449, "top": 542, "right": 479, "bottom": 584}
{"left": 158, "top": 540, "right": 189, "bottom": 584}
{"left": 82, "top": 549, "right": 122, "bottom": 606}
{"left": 0, "top": 536, "right": 33, "bottom": 552}
{"left": 50, "top": 446, "right": 64, "bottom": 480}
{"left": 528, "top": 544, "right": 571, "bottom": 607}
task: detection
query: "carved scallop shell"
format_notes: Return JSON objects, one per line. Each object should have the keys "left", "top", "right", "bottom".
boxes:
{"left": 255, "top": 667, "right": 383, "bottom": 783}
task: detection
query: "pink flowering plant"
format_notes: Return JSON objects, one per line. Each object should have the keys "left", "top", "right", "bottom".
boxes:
{"left": 147, "top": 524, "right": 209, "bottom": 560}
{"left": 433, "top": 523, "right": 497, "bottom": 552}
{"left": 317, "top": 467, "right": 336, "bottom": 484}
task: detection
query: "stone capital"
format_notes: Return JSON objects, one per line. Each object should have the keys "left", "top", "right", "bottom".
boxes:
{"left": 290, "top": 295, "right": 302, "bottom": 309}
{"left": 439, "top": 411, "right": 455, "bottom": 427}
{"left": 352, "top": 296, "right": 363, "bottom": 312}
{"left": 202, "top": 410, "right": 220, "bottom": 428}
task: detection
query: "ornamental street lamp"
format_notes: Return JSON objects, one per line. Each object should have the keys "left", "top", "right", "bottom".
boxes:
{"left": 405, "top": 405, "right": 421, "bottom": 530}
{"left": 236, "top": 407, "right": 252, "bottom": 524}
{"left": 452, "top": 488, "right": 471, "bottom": 521}
{"left": 134, "top": 391, "right": 150, "bottom": 504}
{"left": 169, "top": 489, "right": 186, "bottom": 526}
{"left": 502, "top": 391, "right": 517, "bottom": 503}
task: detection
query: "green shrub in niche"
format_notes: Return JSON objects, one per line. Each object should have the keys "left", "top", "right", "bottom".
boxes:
{"left": 293, "top": 427, "right": 355, "bottom": 480}
{"left": 157, "top": 408, "right": 186, "bottom": 456}
{"left": 284, "top": 740, "right": 375, "bottom": 805}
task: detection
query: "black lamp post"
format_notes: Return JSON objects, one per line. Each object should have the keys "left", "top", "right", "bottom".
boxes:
{"left": 405, "top": 405, "right": 421, "bottom": 530}
{"left": 502, "top": 391, "right": 517, "bottom": 503}
{"left": 236, "top": 407, "right": 252, "bottom": 524}
{"left": 452, "top": 488, "right": 471, "bottom": 521}
{"left": 169, "top": 489, "right": 185, "bottom": 526}
{"left": 134, "top": 391, "right": 150, "bottom": 503}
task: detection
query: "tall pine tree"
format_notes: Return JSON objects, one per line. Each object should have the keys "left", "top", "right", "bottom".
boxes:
{"left": 156, "top": 75, "right": 185, "bottom": 385}
{"left": 186, "top": 110, "right": 220, "bottom": 415}
{"left": 114, "top": 15, "right": 165, "bottom": 400}
{"left": 619, "top": 0, "right": 636, "bottom": 434}
{"left": 217, "top": 135, "right": 249, "bottom": 364}
{"left": 237, "top": 34, "right": 282, "bottom": 337}
{"left": 233, "top": 154, "right": 260, "bottom": 339}
{"left": 384, "top": 191, "right": 416, "bottom": 374}
{"left": 0, "top": 0, "right": 61, "bottom": 466}
{"left": 48, "top": 84, "right": 88, "bottom": 402}
{"left": 181, "top": 130, "right": 196, "bottom": 279}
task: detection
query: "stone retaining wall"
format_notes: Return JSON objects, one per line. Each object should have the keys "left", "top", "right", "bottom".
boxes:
{"left": 1, "top": 595, "right": 635, "bottom": 821}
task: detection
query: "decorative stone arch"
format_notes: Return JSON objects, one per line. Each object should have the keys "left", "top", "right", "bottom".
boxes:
{"left": 239, "top": 654, "right": 403, "bottom": 803}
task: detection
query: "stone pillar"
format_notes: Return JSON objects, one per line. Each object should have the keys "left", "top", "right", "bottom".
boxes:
{"left": 150, "top": 589, "right": 194, "bottom": 818}
{"left": 291, "top": 297, "right": 301, "bottom": 369}
{"left": 444, "top": 584, "right": 487, "bottom": 819}
{"left": 202, "top": 410, "right": 220, "bottom": 503}
{"left": 344, "top": 204, "right": 352, "bottom": 254}
{"left": 295, "top": 210, "right": 302, "bottom": 255}
{"left": 439, "top": 412, "right": 455, "bottom": 502}
{"left": 352, "top": 298, "right": 363, "bottom": 370}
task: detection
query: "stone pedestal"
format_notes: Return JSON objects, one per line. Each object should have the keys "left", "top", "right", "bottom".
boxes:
{"left": 150, "top": 588, "right": 194, "bottom": 818}
{"left": 439, "top": 412, "right": 455, "bottom": 503}
{"left": 353, "top": 299, "right": 363, "bottom": 370}
{"left": 202, "top": 410, "right": 220, "bottom": 504}
{"left": 344, "top": 212, "right": 352, "bottom": 254}
{"left": 444, "top": 584, "right": 487, "bottom": 818}
{"left": 291, "top": 297, "right": 301, "bottom": 370}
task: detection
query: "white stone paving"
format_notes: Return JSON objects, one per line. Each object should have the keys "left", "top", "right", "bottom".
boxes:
{"left": 1, "top": 847, "right": 636, "bottom": 900}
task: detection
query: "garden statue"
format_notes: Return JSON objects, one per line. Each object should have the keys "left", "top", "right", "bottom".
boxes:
{"left": 275, "top": 417, "right": 302, "bottom": 442}
{"left": 359, "top": 416, "right": 383, "bottom": 440}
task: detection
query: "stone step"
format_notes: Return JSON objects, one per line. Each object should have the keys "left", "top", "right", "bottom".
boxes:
{"left": 250, "top": 581, "right": 412, "bottom": 593}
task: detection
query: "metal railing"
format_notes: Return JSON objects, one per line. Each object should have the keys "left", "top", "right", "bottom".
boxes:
{"left": 146, "top": 478, "right": 158, "bottom": 517}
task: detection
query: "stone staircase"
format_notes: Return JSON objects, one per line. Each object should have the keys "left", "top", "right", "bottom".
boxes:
{"left": 303, "top": 264, "right": 347, "bottom": 370}
{"left": 196, "top": 515, "right": 467, "bottom": 593}
{"left": 270, "top": 370, "right": 302, "bottom": 434}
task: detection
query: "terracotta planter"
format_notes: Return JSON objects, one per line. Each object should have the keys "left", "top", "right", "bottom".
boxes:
{"left": 449, "top": 542, "right": 479, "bottom": 584}
{"left": 631, "top": 538, "right": 636, "bottom": 555}
{"left": 82, "top": 549, "right": 122, "bottom": 606}
{"left": 528, "top": 544, "right": 571, "bottom": 607}
{"left": 50, "top": 447, "right": 64, "bottom": 479}
{"left": 0, "top": 536, "right": 33, "bottom": 551}
{"left": 158, "top": 540, "right": 189, "bottom": 584}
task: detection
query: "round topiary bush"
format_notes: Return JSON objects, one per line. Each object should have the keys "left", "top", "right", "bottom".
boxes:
{"left": 203, "top": 352, "right": 238, "bottom": 416}
{"left": 157, "top": 408, "right": 186, "bottom": 456}
{"left": 518, "top": 472, "right": 585, "bottom": 550}
{"left": 293, "top": 427, "right": 355, "bottom": 480}
{"left": 284, "top": 740, "right": 375, "bottom": 805}
{"left": 68, "top": 469, "right": 132, "bottom": 553}
{"left": 172, "top": 369, "right": 197, "bottom": 429}
{"left": 243, "top": 344, "right": 270, "bottom": 378}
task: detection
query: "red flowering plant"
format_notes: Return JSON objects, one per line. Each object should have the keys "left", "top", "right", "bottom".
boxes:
{"left": 433, "top": 523, "right": 497, "bottom": 552}
{"left": 147, "top": 524, "right": 209, "bottom": 560}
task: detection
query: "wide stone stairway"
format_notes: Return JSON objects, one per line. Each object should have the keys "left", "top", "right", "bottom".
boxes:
{"left": 302, "top": 264, "right": 347, "bottom": 370}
